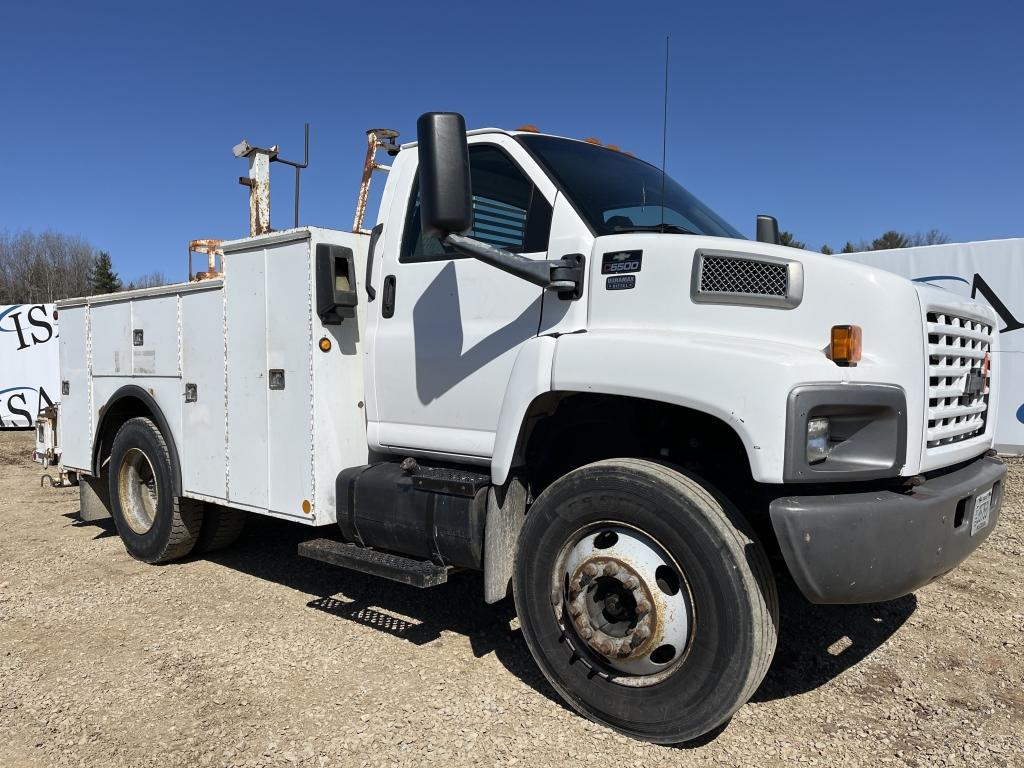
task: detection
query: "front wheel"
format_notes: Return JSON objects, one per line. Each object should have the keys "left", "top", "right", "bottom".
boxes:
{"left": 513, "top": 459, "right": 778, "bottom": 744}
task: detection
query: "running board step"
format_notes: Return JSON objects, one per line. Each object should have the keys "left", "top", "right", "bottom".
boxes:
{"left": 298, "top": 538, "right": 448, "bottom": 588}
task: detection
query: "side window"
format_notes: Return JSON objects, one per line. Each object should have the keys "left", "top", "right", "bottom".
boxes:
{"left": 400, "top": 144, "right": 552, "bottom": 262}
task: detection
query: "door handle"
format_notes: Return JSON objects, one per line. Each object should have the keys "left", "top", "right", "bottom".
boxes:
{"left": 382, "top": 275, "right": 397, "bottom": 318}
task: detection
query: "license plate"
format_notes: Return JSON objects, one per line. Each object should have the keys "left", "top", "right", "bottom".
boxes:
{"left": 971, "top": 489, "right": 992, "bottom": 536}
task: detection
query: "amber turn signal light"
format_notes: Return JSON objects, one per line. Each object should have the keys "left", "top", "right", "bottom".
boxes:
{"left": 829, "top": 325, "right": 862, "bottom": 366}
{"left": 318, "top": 337, "right": 332, "bottom": 353}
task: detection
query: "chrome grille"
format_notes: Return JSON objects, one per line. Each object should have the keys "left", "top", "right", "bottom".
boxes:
{"left": 699, "top": 256, "right": 788, "bottom": 297}
{"left": 926, "top": 310, "right": 993, "bottom": 449}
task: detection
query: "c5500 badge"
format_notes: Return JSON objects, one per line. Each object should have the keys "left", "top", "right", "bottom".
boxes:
{"left": 601, "top": 250, "right": 643, "bottom": 275}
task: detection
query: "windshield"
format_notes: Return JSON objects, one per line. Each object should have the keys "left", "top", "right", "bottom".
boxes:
{"left": 518, "top": 135, "right": 744, "bottom": 239}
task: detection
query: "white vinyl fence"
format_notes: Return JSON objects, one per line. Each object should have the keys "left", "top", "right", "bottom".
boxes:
{"left": 840, "top": 239, "right": 1024, "bottom": 454}
{"left": 0, "top": 304, "right": 60, "bottom": 428}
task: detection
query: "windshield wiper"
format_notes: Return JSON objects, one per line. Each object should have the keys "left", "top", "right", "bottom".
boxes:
{"left": 612, "top": 223, "right": 696, "bottom": 235}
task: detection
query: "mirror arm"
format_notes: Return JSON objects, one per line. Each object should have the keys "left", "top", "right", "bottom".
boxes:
{"left": 444, "top": 234, "right": 585, "bottom": 299}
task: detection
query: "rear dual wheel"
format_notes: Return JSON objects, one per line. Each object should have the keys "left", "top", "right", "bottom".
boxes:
{"left": 108, "top": 417, "right": 203, "bottom": 563}
{"left": 514, "top": 459, "right": 778, "bottom": 744}
{"left": 108, "top": 417, "right": 247, "bottom": 561}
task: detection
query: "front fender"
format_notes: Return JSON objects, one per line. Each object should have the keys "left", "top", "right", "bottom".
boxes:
{"left": 547, "top": 330, "right": 848, "bottom": 483}
{"left": 491, "top": 336, "right": 556, "bottom": 485}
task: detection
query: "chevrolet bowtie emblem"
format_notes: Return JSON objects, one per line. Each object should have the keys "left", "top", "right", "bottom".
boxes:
{"left": 961, "top": 355, "right": 989, "bottom": 405}
{"left": 963, "top": 371, "right": 985, "bottom": 397}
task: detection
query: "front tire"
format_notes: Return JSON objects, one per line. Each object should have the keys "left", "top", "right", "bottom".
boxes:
{"left": 108, "top": 417, "right": 203, "bottom": 563}
{"left": 513, "top": 459, "right": 778, "bottom": 744}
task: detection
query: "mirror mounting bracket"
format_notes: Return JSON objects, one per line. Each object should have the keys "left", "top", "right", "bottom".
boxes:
{"left": 444, "top": 234, "right": 585, "bottom": 300}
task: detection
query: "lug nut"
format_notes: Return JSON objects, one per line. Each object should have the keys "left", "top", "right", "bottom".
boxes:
{"left": 623, "top": 576, "right": 639, "bottom": 590}
{"left": 635, "top": 600, "right": 651, "bottom": 616}
{"left": 578, "top": 625, "right": 593, "bottom": 640}
{"left": 630, "top": 627, "right": 650, "bottom": 648}
{"left": 582, "top": 563, "right": 599, "bottom": 577}
{"left": 603, "top": 562, "right": 619, "bottom": 576}
{"left": 596, "top": 639, "right": 614, "bottom": 656}
{"left": 568, "top": 602, "right": 583, "bottom": 618}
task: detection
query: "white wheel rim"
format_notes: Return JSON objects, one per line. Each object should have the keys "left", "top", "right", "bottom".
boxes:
{"left": 553, "top": 523, "right": 693, "bottom": 685}
{"left": 118, "top": 448, "right": 159, "bottom": 535}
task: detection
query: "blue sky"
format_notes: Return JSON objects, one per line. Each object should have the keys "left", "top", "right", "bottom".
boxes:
{"left": 2, "top": 1, "right": 1022, "bottom": 281}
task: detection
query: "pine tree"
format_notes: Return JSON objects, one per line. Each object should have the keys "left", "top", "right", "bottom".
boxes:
{"left": 90, "top": 251, "right": 123, "bottom": 294}
{"left": 778, "top": 231, "right": 805, "bottom": 250}
{"left": 840, "top": 241, "right": 857, "bottom": 253}
{"left": 820, "top": 244, "right": 834, "bottom": 255}
{"left": 871, "top": 231, "right": 911, "bottom": 251}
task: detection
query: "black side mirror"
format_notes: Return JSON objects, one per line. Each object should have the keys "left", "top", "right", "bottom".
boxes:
{"left": 415, "top": 109, "right": 585, "bottom": 300}
{"left": 416, "top": 112, "right": 472, "bottom": 237}
{"left": 756, "top": 214, "right": 781, "bottom": 245}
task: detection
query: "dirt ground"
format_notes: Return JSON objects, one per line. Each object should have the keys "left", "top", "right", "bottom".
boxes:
{"left": 0, "top": 430, "right": 1021, "bottom": 767}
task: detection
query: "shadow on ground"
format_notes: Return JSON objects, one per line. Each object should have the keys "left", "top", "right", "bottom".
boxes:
{"left": 198, "top": 514, "right": 551, "bottom": 698}
{"left": 70, "top": 509, "right": 917, "bottom": 742}
{"left": 751, "top": 575, "right": 916, "bottom": 702}
{"left": 63, "top": 510, "right": 118, "bottom": 540}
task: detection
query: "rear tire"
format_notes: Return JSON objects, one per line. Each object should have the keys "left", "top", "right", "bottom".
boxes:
{"left": 194, "top": 504, "right": 248, "bottom": 553}
{"left": 513, "top": 459, "right": 778, "bottom": 744}
{"left": 108, "top": 417, "right": 203, "bottom": 563}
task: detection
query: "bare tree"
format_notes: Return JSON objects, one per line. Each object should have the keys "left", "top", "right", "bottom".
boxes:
{"left": 0, "top": 230, "right": 127, "bottom": 304}
{"left": 126, "top": 272, "right": 169, "bottom": 290}
{"left": 908, "top": 229, "right": 951, "bottom": 247}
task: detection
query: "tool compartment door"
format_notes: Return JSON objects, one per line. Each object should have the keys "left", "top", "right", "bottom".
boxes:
{"left": 56, "top": 304, "right": 91, "bottom": 471}
{"left": 225, "top": 246, "right": 270, "bottom": 508}
{"left": 265, "top": 239, "right": 313, "bottom": 517}
{"left": 181, "top": 286, "right": 227, "bottom": 499}
{"left": 224, "top": 233, "right": 313, "bottom": 518}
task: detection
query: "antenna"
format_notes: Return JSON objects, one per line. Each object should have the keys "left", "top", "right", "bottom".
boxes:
{"left": 660, "top": 35, "right": 669, "bottom": 232}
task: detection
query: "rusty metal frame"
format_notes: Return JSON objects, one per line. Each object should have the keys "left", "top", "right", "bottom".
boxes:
{"left": 353, "top": 128, "right": 400, "bottom": 234}
{"left": 188, "top": 239, "right": 224, "bottom": 282}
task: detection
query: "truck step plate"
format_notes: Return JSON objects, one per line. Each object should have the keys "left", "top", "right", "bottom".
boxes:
{"left": 410, "top": 466, "right": 490, "bottom": 497}
{"left": 298, "top": 538, "right": 448, "bottom": 588}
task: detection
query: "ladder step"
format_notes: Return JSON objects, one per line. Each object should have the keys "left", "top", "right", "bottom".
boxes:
{"left": 298, "top": 538, "right": 448, "bottom": 588}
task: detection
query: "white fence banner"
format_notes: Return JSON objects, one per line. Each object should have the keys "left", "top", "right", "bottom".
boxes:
{"left": 0, "top": 304, "right": 60, "bottom": 428}
{"left": 840, "top": 238, "right": 1024, "bottom": 454}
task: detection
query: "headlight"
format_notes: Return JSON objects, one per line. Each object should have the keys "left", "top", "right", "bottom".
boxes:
{"left": 785, "top": 384, "right": 907, "bottom": 482}
{"left": 806, "top": 417, "right": 831, "bottom": 464}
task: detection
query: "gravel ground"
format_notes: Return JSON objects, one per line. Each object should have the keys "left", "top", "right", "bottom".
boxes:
{"left": 1, "top": 429, "right": 1022, "bottom": 767}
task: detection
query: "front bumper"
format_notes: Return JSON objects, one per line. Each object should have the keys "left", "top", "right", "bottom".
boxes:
{"left": 770, "top": 454, "right": 1005, "bottom": 604}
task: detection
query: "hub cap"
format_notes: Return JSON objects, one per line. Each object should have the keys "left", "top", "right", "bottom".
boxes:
{"left": 555, "top": 525, "right": 692, "bottom": 682}
{"left": 118, "top": 448, "right": 159, "bottom": 535}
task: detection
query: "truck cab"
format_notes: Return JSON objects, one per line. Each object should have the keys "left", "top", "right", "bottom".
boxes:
{"left": 45, "top": 112, "right": 1005, "bottom": 744}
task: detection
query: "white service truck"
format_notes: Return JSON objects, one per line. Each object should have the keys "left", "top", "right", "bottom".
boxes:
{"left": 40, "top": 113, "right": 1005, "bottom": 743}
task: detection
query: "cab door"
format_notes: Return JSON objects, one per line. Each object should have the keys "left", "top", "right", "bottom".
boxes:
{"left": 368, "top": 134, "right": 555, "bottom": 460}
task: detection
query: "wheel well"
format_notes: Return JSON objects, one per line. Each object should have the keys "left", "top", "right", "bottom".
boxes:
{"left": 93, "top": 387, "right": 182, "bottom": 496}
{"left": 519, "top": 393, "right": 762, "bottom": 520}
